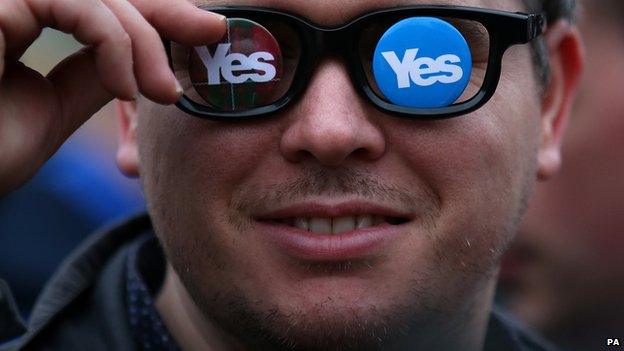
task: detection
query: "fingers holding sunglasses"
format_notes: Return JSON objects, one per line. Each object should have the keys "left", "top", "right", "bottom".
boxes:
{"left": 0, "top": 0, "right": 138, "bottom": 99}
{"left": 100, "top": 0, "right": 227, "bottom": 103}
{"left": 130, "top": 0, "right": 227, "bottom": 46}
{"left": 0, "top": 0, "right": 228, "bottom": 195}
{"left": 0, "top": 0, "right": 142, "bottom": 195}
{"left": 101, "top": 0, "right": 182, "bottom": 103}
{"left": 1, "top": 0, "right": 226, "bottom": 104}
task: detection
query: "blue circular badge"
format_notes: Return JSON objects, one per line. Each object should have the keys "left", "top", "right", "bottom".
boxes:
{"left": 372, "top": 17, "right": 472, "bottom": 109}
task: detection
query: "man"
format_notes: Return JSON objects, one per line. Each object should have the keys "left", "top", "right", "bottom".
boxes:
{"left": 499, "top": 2, "right": 624, "bottom": 350}
{"left": 0, "top": 0, "right": 582, "bottom": 350}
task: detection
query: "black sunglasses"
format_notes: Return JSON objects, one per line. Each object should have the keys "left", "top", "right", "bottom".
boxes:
{"left": 163, "top": 6, "right": 546, "bottom": 121}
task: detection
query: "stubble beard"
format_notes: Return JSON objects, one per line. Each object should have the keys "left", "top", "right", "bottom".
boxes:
{"left": 155, "top": 167, "right": 533, "bottom": 350}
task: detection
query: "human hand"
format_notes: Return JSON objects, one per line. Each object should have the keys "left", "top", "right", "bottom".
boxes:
{"left": 0, "top": 0, "right": 225, "bottom": 195}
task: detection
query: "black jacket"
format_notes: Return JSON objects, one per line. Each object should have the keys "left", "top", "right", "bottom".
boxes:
{"left": 0, "top": 214, "right": 558, "bottom": 351}
{"left": 0, "top": 215, "right": 149, "bottom": 350}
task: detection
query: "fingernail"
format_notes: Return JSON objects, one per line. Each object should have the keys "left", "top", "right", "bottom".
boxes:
{"left": 174, "top": 79, "right": 183, "bottom": 96}
{"left": 214, "top": 13, "right": 227, "bottom": 23}
{"left": 124, "top": 92, "right": 140, "bottom": 102}
{"left": 128, "top": 84, "right": 139, "bottom": 101}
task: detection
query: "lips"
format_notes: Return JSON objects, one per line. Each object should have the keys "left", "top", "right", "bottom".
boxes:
{"left": 254, "top": 201, "right": 412, "bottom": 261}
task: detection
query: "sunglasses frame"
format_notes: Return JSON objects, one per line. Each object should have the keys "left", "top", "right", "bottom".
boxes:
{"left": 163, "top": 5, "right": 546, "bottom": 121}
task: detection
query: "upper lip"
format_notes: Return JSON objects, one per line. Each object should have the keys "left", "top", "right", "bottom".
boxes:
{"left": 254, "top": 200, "right": 413, "bottom": 220}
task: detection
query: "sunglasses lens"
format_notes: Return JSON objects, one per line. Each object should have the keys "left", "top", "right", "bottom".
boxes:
{"left": 170, "top": 17, "right": 302, "bottom": 113}
{"left": 359, "top": 17, "right": 490, "bottom": 109}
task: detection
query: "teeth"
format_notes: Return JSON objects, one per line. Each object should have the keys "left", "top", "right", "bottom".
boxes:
{"left": 294, "top": 217, "right": 309, "bottom": 231}
{"left": 309, "top": 218, "right": 332, "bottom": 233}
{"left": 373, "top": 216, "right": 385, "bottom": 226}
{"left": 356, "top": 215, "right": 373, "bottom": 229}
{"left": 332, "top": 217, "right": 356, "bottom": 234}
{"left": 289, "top": 216, "right": 378, "bottom": 234}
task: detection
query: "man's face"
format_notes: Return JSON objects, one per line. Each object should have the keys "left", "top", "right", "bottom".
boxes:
{"left": 133, "top": 0, "right": 543, "bottom": 349}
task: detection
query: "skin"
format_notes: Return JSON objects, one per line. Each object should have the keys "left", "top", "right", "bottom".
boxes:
{"left": 499, "top": 4, "right": 624, "bottom": 350}
{"left": 0, "top": 0, "right": 227, "bottom": 194}
{"left": 122, "top": 1, "right": 582, "bottom": 350}
{"left": 0, "top": 0, "right": 582, "bottom": 350}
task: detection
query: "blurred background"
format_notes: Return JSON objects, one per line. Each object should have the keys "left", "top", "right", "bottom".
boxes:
{"left": 0, "top": 29, "right": 145, "bottom": 316}
{"left": 497, "top": 1, "right": 624, "bottom": 350}
{"left": 0, "top": 1, "right": 622, "bottom": 350}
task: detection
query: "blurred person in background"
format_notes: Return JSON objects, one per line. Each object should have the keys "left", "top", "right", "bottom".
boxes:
{"left": 0, "top": 29, "right": 144, "bottom": 315}
{"left": 499, "top": 1, "right": 624, "bottom": 350}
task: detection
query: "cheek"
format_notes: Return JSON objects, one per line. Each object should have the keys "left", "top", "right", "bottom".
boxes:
{"left": 135, "top": 104, "right": 281, "bottom": 258}
{"left": 137, "top": 105, "right": 280, "bottom": 206}
{"left": 386, "top": 52, "right": 541, "bottom": 266}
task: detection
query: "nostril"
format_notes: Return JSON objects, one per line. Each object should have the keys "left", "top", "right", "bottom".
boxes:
{"left": 353, "top": 147, "right": 367, "bottom": 156}
{"left": 289, "top": 150, "right": 315, "bottom": 163}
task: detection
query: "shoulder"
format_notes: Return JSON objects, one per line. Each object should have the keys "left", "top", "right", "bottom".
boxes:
{"left": 485, "top": 306, "right": 560, "bottom": 351}
{"left": 1, "top": 214, "right": 152, "bottom": 351}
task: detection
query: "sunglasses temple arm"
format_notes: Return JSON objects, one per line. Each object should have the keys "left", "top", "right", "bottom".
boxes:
{"left": 528, "top": 13, "right": 547, "bottom": 40}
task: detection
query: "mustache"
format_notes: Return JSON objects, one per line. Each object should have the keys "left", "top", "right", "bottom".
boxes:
{"left": 232, "top": 168, "right": 441, "bottom": 219}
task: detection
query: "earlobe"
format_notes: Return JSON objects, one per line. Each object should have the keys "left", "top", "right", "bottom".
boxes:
{"left": 537, "top": 20, "right": 584, "bottom": 181}
{"left": 116, "top": 100, "right": 141, "bottom": 178}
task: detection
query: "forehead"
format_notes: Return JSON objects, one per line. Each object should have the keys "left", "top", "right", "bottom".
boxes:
{"left": 194, "top": 0, "right": 525, "bottom": 26}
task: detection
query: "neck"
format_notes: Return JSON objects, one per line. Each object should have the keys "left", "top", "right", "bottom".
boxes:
{"left": 156, "top": 263, "right": 496, "bottom": 351}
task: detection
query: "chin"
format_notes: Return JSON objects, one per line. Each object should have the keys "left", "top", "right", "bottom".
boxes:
{"left": 186, "top": 278, "right": 431, "bottom": 351}
{"left": 172, "top": 243, "right": 467, "bottom": 351}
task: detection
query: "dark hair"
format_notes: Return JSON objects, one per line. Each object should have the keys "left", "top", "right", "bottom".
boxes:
{"left": 526, "top": 0, "right": 577, "bottom": 23}
{"left": 523, "top": 0, "right": 578, "bottom": 87}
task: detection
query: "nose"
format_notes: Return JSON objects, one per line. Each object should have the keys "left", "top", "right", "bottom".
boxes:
{"left": 280, "top": 59, "right": 386, "bottom": 167}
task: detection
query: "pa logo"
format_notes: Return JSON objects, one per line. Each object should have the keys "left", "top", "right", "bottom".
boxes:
{"left": 373, "top": 17, "right": 472, "bottom": 109}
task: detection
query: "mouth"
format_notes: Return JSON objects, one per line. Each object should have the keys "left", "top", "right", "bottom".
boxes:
{"left": 254, "top": 202, "right": 413, "bottom": 261}
{"left": 260, "top": 215, "right": 410, "bottom": 234}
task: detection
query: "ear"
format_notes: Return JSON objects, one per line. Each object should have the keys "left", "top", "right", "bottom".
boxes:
{"left": 537, "top": 20, "right": 584, "bottom": 180}
{"left": 116, "top": 100, "right": 140, "bottom": 178}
